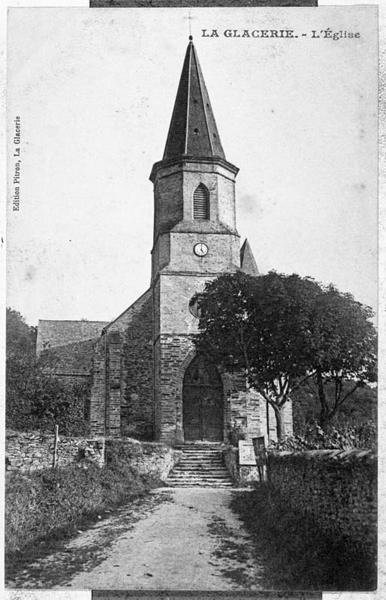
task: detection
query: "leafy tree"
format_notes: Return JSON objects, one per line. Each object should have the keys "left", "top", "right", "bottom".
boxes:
{"left": 193, "top": 272, "right": 322, "bottom": 439}
{"left": 306, "top": 286, "right": 377, "bottom": 428}
{"left": 193, "top": 272, "right": 377, "bottom": 438}
{"left": 6, "top": 307, "right": 90, "bottom": 434}
{"left": 292, "top": 381, "right": 377, "bottom": 434}
{"left": 6, "top": 308, "right": 38, "bottom": 427}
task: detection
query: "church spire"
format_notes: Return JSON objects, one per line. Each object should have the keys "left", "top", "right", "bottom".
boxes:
{"left": 163, "top": 37, "right": 226, "bottom": 161}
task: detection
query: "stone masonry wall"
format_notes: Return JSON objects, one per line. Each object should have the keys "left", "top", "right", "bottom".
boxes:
{"left": 105, "top": 438, "right": 181, "bottom": 482}
{"left": 5, "top": 431, "right": 179, "bottom": 483}
{"left": 106, "top": 331, "right": 122, "bottom": 437}
{"left": 89, "top": 334, "right": 107, "bottom": 436}
{"left": 223, "top": 445, "right": 261, "bottom": 486}
{"left": 223, "top": 372, "right": 292, "bottom": 445}
{"left": 268, "top": 449, "right": 377, "bottom": 554}
{"left": 89, "top": 289, "right": 152, "bottom": 438}
{"left": 6, "top": 430, "right": 105, "bottom": 473}
{"left": 122, "top": 295, "right": 154, "bottom": 440}
{"left": 224, "top": 372, "right": 266, "bottom": 443}
{"left": 154, "top": 335, "right": 272, "bottom": 445}
{"left": 154, "top": 334, "right": 195, "bottom": 444}
{"left": 153, "top": 168, "right": 183, "bottom": 240}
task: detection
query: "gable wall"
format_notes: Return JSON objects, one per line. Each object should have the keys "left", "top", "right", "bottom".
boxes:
{"left": 89, "top": 289, "right": 154, "bottom": 439}
{"left": 105, "top": 289, "right": 152, "bottom": 334}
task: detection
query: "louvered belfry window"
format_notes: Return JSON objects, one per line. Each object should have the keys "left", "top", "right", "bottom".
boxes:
{"left": 193, "top": 184, "right": 210, "bottom": 220}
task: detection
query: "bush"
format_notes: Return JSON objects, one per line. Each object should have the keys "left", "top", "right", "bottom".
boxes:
{"left": 228, "top": 424, "right": 246, "bottom": 447}
{"left": 7, "top": 374, "right": 91, "bottom": 436}
{"left": 5, "top": 446, "right": 161, "bottom": 558}
{"left": 6, "top": 307, "right": 90, "bottom": 435}
{"left": 232, "top": 486, "right": 376, "bottom": 590}
{"left": 292, "top": 380, "right": 377, "bottom": 434}
{"left": 270, "top": 421, "right": 376, "bottom": 452}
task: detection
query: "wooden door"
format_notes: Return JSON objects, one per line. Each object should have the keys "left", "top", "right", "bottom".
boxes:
{"left": 183, "top": 355, "right": 223, "bottom": 442}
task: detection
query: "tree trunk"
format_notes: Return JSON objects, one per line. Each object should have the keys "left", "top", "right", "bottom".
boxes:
{"left": 272, "top": 404, "right": 285, "bottom": 441}
{"left": 52, "top": 423, "right": 59, "bottom": 469}
{"left": 316, "top": 369, "right": 330, "bottom": 430}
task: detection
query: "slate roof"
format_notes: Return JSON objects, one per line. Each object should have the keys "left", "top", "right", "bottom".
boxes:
{"left": 36, "top": 319, "right": 109, "bottom": 354}
{"left": 240, "top": 239, "right": 259, "bottom": 276}
{"left": 163, "top": 37, "right": 226, "bottom": 161}
{"left": 103, "top": 288, "right": 152, "bottom": 333}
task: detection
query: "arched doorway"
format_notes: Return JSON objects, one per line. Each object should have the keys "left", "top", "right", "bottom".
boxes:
{"left": 183, "top": 354, "right": 223, "bottom": 442}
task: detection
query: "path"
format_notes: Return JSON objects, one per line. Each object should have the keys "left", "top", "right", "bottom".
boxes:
{"left": 7, "top": 488, "right": 265, "bottom": 590}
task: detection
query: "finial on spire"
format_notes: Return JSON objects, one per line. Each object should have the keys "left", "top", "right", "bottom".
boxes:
{"left": 185, "top": 9, "right": 193, "bottom": 39}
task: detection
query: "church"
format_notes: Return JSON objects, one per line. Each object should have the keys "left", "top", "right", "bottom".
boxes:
{"left": 36, "top": 37, "right": 293, "bottom": 445}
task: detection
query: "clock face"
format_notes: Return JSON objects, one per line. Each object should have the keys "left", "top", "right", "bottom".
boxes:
{"left": 194, "top": 242, "right": 208, "bottom": 257}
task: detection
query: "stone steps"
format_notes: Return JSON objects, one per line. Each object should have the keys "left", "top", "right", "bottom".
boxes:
{"left": 165, "top": 443, "right": 233, "bottom": 488}
{"left": 173, "top": 461, "right": 226, "bottom": 465}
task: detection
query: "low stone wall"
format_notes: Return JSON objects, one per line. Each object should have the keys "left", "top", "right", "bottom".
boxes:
{"left": 6, "top": 430, "right": 105, "bottom": 472}
{"left": 223, "top": 446, "right": 261, "bottom": 486}
{"left": 268, "top": 449, "right": 377, "bottom": 553}
{"left": 105, "top": 438, "right": 180, "bottom": 482}
{"left": 223, "top": 446, "right": 239, "bottom": 482}
{"left": 5, "top": 431, "right": 179, "bottom": 481}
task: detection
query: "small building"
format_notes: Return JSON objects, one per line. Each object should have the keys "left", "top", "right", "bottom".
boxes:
{"left": 37, "top": 38, "right": 293, "bottom": 445}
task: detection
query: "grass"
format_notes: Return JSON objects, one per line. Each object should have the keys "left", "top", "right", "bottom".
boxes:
{"left": 231, "top": 485, "right": 377, "bottom": 591}
{"left": 5, "top": 445, "right": 165, "bottom": 571}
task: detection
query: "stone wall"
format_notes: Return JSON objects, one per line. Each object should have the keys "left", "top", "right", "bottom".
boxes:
{"left": 122, "top": 295, "right": 154, "bottom": 440}
{"left": 223, "top": 445, "right": 262, "bottom": 486}
{"left": 224, "top": 373, "right": 292, "bottom": 445}
{"left": 154, "top": 334, "right": 195, "bottom": 443}
{"left": 268, "top": 449, "right": 377, "bottom": 553}
{"left": 5, "top": 431, "right": 179, "bottom": 483}
{"left": 223, "top": 445, "right": 239, "bottom": 483}
{"left": 225, "top": 374, "right": 267, "bottom": 443}
{"left": 89, "top": 289, "right": 153, "bottom": 438}
{"left": 89, "top": 335, "right": 107, "bottom": 436}
{"left": 104, "top": 438, "right": 180, "bottom": 481}
{"left": 106, "top": 331, "right": 122, "bottom": 436}
{"left": 5, "top": 430, "right": 105, "bottom": 473}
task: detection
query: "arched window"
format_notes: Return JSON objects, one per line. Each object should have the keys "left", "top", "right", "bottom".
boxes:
{"left": 193, "top": 184, "right": 210, "bottom": 220}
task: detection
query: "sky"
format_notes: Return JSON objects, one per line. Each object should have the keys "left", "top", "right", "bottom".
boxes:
{"left": 6, "top": 5, "right": 378, "bottom": 326}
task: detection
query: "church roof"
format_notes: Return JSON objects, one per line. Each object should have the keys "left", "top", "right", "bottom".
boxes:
{"left": 240, "top": 239, "right": 259, "bottom": 276}
{"left": 36, "top": 319, "right": 108, "bottom": 354}
{"left": 163, "top": 37, "right": 226, "bottom": 161}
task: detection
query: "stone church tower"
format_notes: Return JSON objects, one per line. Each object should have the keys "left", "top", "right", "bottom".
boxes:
{"left": 37, "top": 38, "right": 293, "bottom": 445}
{"left": 151, "top": 37, "right": 243, "bottom": 444}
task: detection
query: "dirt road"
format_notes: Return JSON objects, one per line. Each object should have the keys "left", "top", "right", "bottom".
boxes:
{"left": 7, "top": 488, "right": 265, "bottom": 591}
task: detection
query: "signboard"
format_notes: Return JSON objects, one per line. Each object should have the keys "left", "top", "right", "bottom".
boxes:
{"left": 252, "top": 436, "right": 267, "bottom": 466}
{"left": 238, "top": 440, "right": 256, "bottom": 466}
{"left": 252, "top": 436, "right": 267, "bottom": 482}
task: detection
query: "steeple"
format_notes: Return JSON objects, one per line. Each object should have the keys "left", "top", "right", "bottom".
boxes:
{"left": 163, "top": 37, "right": 226, "bottom": 161}
{"left": 150, "top": 37, "right": 240, "bottom": 283}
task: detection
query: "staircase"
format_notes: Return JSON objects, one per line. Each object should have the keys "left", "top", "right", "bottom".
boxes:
{"left": 165, "top": 443, "right": 233, "bottom": 487}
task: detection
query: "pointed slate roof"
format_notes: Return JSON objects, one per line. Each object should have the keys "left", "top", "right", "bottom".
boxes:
{"left": 163, "top": 37, "right": 226, "bottom": 161}
{"left": 240, "top": 239, "right": 259, "bottom": 276}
